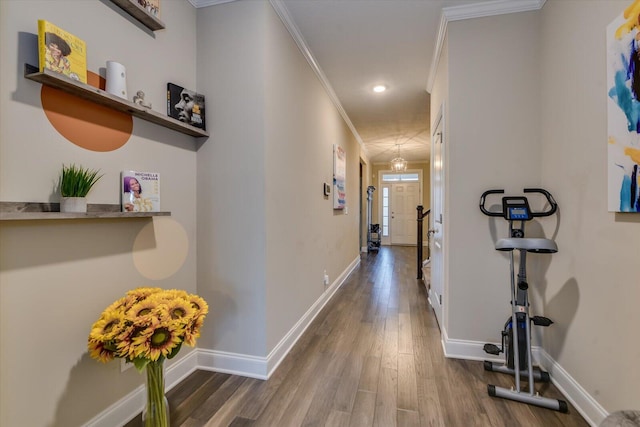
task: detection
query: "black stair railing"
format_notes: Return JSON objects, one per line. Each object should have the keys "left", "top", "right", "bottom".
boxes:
{"left": 416, "top": 205, "right": 431, "bottom": 280}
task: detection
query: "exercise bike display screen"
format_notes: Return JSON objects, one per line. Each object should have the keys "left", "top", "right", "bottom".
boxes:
{"left": 502, "top": 197, "right": 532, "bottom": 221}
{"left": 508, "top": 207, "right": 529, "bottom": 220}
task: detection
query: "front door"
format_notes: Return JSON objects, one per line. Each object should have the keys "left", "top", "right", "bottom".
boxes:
{"left": 391, "top": 182, "right": 419, "bottom": 245}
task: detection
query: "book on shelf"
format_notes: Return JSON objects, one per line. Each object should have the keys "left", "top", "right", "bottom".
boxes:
{"left": 121, "top": 171, "right": 160, "bottom": 212}
{"left": 167, "top": 83, "right": 206, "bottom": 130}
{"left": 37, "top": 20, "right": 87, "bottom": 83}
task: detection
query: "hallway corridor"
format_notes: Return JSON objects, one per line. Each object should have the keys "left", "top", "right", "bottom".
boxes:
{"left": 127, "top": 246, "right": 588, "bottom": 427}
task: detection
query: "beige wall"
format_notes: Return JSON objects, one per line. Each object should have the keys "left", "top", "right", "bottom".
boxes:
{"left": 263, "top": 3, "right": 362, "bottom": 351}
{"left": 1, "top": 1, "right": 368, "bottom": 424}
{"left": 195, "top": 0, "right": 364, "bottom": 358}
{"left": 1, "top": 0, "right": 366, "bottom": 424}
{"left": 539, "top": 0, "right": 640, "bottom": 413}
{"left": 9, "top": 0, "right": 636, "bottom": 424}
{"left": 445, "top": 11, "right": 542, "bottom": 342}
{"left": 436, "top": 1, "right": 640, "bottom": 419}
{"left": 195, "top": 0, "right": 268, "bottom": 357}
{"left": 0, "top": 1, "right": 199, "bottom": 426}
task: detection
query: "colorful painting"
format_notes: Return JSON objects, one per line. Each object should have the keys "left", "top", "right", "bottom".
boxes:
{"left": 333, "top": 144, "right": 346, "bottom": 209}
{"left": 608, "top": 0, "right": 640, "bottom": 212}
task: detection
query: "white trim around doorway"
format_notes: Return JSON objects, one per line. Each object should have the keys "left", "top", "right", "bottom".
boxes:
{"left": 377, "top": 169, "right": 424, "bottom": 245}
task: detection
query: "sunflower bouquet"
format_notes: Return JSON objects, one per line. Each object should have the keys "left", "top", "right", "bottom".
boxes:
{"left": 88, "top": 287, "right": 208, "bottom": 427}
{"left": 88, "top": 287, "right": 208, "bottom": 368}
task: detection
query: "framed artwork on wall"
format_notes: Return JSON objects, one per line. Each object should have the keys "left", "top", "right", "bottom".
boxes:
{"left": 333, "top": 144, "right": 346, "bottom": 209}
{"left": 607, "top": 0, "right": 640, "bottom": 212}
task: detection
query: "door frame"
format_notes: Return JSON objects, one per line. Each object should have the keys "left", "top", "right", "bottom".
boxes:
{"left": 430, "top": 103, "right": 445, "bottom": 329}
{"left": 377, "top": 169, "right": 424, "bottom": 246}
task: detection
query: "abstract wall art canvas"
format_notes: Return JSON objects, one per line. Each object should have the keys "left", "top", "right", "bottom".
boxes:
{"left": 608, "top": 0, "right": 640, "bottom": 212}
{"left": 333, "top": 144, "right": 346, "bottom": 210}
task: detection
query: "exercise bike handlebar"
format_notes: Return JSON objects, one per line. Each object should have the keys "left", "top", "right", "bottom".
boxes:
{"left": 479, "top": 188, "right": 557, "bottom": 218}
{"left": 523, "top": 188, "right": 557, "bottom": 217}
{"left": 479, "top": 189, "right": 505, "bottom": 217}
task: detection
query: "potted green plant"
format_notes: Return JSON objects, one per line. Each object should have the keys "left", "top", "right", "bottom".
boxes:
{"left": 59, "top": 164, "right": 103, "bottom": 213}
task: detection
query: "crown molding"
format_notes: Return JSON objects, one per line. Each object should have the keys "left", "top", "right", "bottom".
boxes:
{"left": 189, "top": 0, "right": 544, "bottom": 155}
{"left": 269, "top": 0, "right": 366, "bottom": 154}
{"left": 426, "top": 0, "right": 546, "bottom": 93}
{"left": 444, "top": 0, "right": 546, "bottom": 21}
{"left": 189, "top": 0, "right": 367, "bottom": 158}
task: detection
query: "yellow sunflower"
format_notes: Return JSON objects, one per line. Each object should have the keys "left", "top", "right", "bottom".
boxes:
{"left": 116, "top": 316, "right": 156, "bottom": 360}
{"left": 187, "top": 294, "right": 209, "bottom": 316}
{"left": 183, "top": 315, "right": 205, "bottom": 347}
{"left": 165, "top": 297, "right": 195, "bottom": 325}
{"left": 89, "top": 310, "right": 125, "bottom": 342}
{"left": 88, "top": 338, "right": 118, "bottom": 363}
{"left": 103, "top": 296, "right": 128, "bottom": 315}
{"left": 163, "top": 289, "right": 190, "bottom": 300}
{"left": 126, "top": 296, "right": 163, "bottom": 322}
{"left": 126, "top": 287, "right": 163, "bottom": 303}
{"left": 149, "top": 292, "right": 174, "bottom": 307}
{"left": 132, "top": 319, "right": 183, "bottom": 361}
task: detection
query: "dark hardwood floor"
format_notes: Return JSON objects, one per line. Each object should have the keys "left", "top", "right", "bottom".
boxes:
{"left": 126, "top": 246, "right": 589, "bottom": 427}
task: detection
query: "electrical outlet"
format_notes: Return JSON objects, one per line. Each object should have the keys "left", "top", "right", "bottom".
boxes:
{"left": 323, "top": 270, "right": 329, "bottom": 286}
{"left": 120, "top": 358, "right": 133, "bottom": 373}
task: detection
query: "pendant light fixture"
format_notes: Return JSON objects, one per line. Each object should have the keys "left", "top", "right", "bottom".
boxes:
{"left": 390, "top": 144, "right": 407, "bottom": 172}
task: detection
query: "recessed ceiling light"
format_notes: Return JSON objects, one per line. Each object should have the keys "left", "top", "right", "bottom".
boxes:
{"left": 373, "top": 85, "right": 386, "bottom": 93}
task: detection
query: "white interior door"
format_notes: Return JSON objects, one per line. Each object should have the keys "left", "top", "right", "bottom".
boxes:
{"left": 430, "top": 108, "right": 445, "bottom": 328}
{"left": 391, "top": 182, "right": 419, "bottom": 245}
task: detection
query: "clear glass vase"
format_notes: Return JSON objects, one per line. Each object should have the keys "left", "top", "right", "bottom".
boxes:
{"left": 142, "top": 360, "right": 169, "bottom": 427}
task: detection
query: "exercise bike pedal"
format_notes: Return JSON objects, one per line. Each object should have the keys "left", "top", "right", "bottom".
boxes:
{"left": 483, "top": 343, "right": 502, "bottom": 355}
{"left": 532, "top": 316, "right": 553, "bottom": 327}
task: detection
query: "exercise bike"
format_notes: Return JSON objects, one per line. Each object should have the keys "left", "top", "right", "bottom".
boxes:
{"left": 479, "top": 188, "right": 568, "bottom": 413}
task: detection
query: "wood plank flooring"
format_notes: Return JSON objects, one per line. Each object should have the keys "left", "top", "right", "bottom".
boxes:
{"left": 125, "top": 246, "right": 589, "bottom": 427}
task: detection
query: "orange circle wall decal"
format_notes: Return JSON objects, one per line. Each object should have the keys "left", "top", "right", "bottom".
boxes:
{"left": 41, "top": 71, "right": 133, "bottom": 151}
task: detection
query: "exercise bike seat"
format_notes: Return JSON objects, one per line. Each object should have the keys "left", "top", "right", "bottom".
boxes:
{"left": 495, "top": 238, "right": 558, "bottom": 253}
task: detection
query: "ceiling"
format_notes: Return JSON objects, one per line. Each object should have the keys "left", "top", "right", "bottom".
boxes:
{"left": 276, "top": 0, "right": 483, "bottom": 165}
{"left": 194, "top": 0, "right": 546, "bottom": 164}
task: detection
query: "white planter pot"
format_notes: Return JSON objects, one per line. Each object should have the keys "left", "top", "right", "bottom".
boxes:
{"left": 60, "top": 197, "right": 87, "bottom": 213}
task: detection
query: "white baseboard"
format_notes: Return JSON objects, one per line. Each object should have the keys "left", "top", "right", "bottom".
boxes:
{"left": 538, "top": 349, "right": 607, "bottom": 426}
{"left": 361, "top": 246, "right": 368, "bottom": 253}
{"left": 441, "top": 330, "right": 606, "bottom": 426}
{"left": 84, "top": 255, "right": 361, "bottom": 427}
{"left": 84, "top": 350, "right": 199, "bottom": 427}
{"left": 197, "top": 349, "right": 268, "bottom": 379}
{"left": 442, "top": 329, "right": 500, "bottom": 362}
{"left": 197, "top": 255, "right": 360, "bottom": 380}
{"left": 265, "top": 255, "right": 361, "bottom": 377}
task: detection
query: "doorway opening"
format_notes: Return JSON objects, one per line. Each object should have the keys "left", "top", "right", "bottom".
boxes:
{"left": 378, "top": 170, "right": 423, "bottom": 246}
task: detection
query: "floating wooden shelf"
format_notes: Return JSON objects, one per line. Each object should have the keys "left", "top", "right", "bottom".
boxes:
{"left": 110, "top": 0, "right": 166, "bottom": 31}
{"left": 24, "top": 64, "right": 209, "bottom": 138}
{"left": 0, "top": 202, "right": 170, "bottom": 221}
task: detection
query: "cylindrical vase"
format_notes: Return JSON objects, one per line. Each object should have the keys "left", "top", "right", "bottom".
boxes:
{"left": 106, "top": 61, "right": 128, "bottom": 99}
